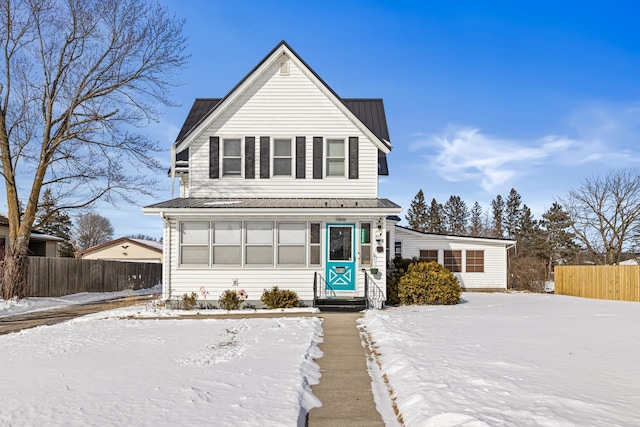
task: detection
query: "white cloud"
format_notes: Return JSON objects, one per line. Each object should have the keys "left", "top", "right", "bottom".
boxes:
{"left": 410, "top": 102, "right": 640, "bottom": 192}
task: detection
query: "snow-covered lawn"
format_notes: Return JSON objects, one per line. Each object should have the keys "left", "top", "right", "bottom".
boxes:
{"left": 0, "top": 311, "right": 322, "bottom": 426}
{"left": 0, "top": 285, "right": 161, "bottom": 318}
{"left": 361, "top": 293, "right": 640, "bottom": 426}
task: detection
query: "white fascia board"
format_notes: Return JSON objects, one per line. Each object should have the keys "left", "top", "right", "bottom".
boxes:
{"left": 395, "top": 226, "right": 516, "bottom": 246}
{"left": 142, "top": 207, "right": 401, "bottom": 218}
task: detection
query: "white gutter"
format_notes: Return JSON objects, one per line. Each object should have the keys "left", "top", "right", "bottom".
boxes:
{"left": 170, "top": 145, "right": 176, "bottom": 198}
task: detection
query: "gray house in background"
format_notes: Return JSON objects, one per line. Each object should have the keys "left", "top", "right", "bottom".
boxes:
{"left": 0, "top": 215, "right": 64, "bottom": 258}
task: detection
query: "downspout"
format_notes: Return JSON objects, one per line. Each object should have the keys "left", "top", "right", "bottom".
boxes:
{"left": 170, "top": 145, "right": 176, "bottom": 199}
{"left": 160, "top": 211, "right": 171, "bottom": 301}
{"left": 505, "top": 242, "right": 517, "bottom": 290}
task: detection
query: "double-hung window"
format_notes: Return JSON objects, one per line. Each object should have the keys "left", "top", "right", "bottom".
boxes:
{"left": 466, "top": 250, "right": 484, "bottom": 272}
{"left": 277, "top": 223, "right": 306, "bottom": 266}
{"left": 212, "top": 222, "right": 241, "bottom": 265}
{"left": 326, "top": 139, "right": 345, "bottom": 177}
{"left": 444, "top": 250, "right": 462, "bottom": 272}
{"left": 309, "top": 223, "right": 321, "bottom": 265}
{"left": 222, "top": 138, "right": 242, "bottom": 177}
{"left": 419, "top": 250, "right": 438, "bottom": 262}
{"left": 179, "top": 222, "right": 209, "bottom": 266}
{"left": 273, "top": 138, "right": 292, "bottom": 176}
{"left": 246, "top": 222, "right": 273, "bottom": 265}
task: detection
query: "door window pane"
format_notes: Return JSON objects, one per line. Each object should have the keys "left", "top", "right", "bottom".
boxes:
{"left": 329, "top": 226, "right": 352, "bottom": 261}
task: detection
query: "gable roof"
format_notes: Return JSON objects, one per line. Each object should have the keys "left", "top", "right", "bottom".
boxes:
{"left": 172, "top": 41, "right": 392, "bottom": 175}
{"left": 76, "top": 237, "right": 163, "bottom": 256}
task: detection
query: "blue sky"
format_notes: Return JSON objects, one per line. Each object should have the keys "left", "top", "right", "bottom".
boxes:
{"left": 11, "top": 1, "right": 640, "bottom": 238}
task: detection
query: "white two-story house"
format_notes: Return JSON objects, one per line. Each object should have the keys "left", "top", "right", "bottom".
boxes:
{"left": 143, "top": 41, "right": 402, "bottom": 307}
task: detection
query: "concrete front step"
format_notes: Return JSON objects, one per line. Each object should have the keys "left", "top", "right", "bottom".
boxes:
{"left": 315, "top": 297, "right": 367, "bottom": 312}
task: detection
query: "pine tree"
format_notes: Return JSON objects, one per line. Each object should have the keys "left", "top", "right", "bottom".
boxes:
{"left": 36, "top": 189, "right": 75, "bottom": 257}
{"left": 540, "top": 202, "right": 578, "bottom": 277}
{"left": 443, "top": 195, "right": 469, "bottom": 236}
{"left": 517, "top": 204, "right": 541, "bottom": 254}
{"left": 426, "top": 198, "right": 446, "bottom": 234}
{"left": 405, "top": 189, "right": 428, "bottom": 232}
{"left": 505, "top": 188, "right": 522, "bottom": 239}
{"left": 490, "top": 195, "right": 505, "bottom": 238}
{"left": 469, "top": 201, "right": 483, "bottom": 237}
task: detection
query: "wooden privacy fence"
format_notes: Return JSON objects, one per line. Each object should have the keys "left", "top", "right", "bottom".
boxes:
{"left": 25, "top": 257, "right": 162, "bottom": 297}
{"left": 555, "top": 265, "right": 640, "bottom": 302}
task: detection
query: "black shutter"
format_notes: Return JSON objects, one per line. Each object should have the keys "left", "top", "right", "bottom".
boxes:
{"left": 313, "top": 137, "right": 323, "bottom": 179}
{"left": 296, "top": 136, "right": 306, "bottom": 179}
{"left": 349, "top": 136, "right": 359, "bottom": 179}
{"left": 209, "top": 136, "right": 219, "bottom": 179}
{"left": 260, "top": 136, "right": 270, "bottom": 179}
{"left": 245, "top": 137, "right": 255, "bottom": 179}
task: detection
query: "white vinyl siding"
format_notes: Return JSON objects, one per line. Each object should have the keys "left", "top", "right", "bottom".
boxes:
{"left": 394, "top": 227, "right": 510, "bottom": 290}
{"left": 187, "top": 58, "right": 380, "bottom": 198}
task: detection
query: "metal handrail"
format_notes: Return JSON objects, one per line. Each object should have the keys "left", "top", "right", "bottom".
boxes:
{"left": 363, "top": 270, "right": 385, "bottom": 309}
{"left": 313, "top": 272, "right": 337, "bottom": 302}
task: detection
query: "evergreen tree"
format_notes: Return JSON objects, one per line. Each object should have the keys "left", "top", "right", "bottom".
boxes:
{"left": 443, "top": 195, "right": 469, "bottom": 236}
{"left": 490, "top": 195, "right": 505, "bottom": 238}
{"left": 505, "top": 188, "right": 522, "bottom": 239}
{"left": 36, "top": 189, "right": 75, "bottom": 257}
{"left": 426, "top": 198, "right": 446, "bottom": 234}
{"left": 540, "top": 202, "right": 578, "bottom": 277}
{"left": 468, "top": 201, "right": 483, "bottom": 237}
{"left": 405, "top": 189, "right": 428, "bottom": 232}
{"left": 517, "top": 204, "right": 542, "bottom": 255}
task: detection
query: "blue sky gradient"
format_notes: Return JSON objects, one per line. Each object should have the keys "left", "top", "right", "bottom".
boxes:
{"left": 7, "top": 1, "right": 640, "bottom": 238}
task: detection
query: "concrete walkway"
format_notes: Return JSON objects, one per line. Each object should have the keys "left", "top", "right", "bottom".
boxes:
{"left": 308, "top": 312, "right": 384, "bottom": 426}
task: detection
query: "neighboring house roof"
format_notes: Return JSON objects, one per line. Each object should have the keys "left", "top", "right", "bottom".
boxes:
{"left": 395, "top": 224, "right": 517, "bottom": 245}
{"left": 145, "top": 197, "right": 400, "bottom": 210}
{"left": 76, "top": 237, "right": 163, "bottom": 257}
{"left": 172, "top": 40, "right": 391, "bottom": 176}
{"left": 0, "top": 214, "right": 64, "bottom": 242}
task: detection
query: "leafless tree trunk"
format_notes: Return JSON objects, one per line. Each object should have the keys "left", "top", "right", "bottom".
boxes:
{"left": 559, "top": 169, "right": 640, "bottom": 265}
{"left": 0, "top": 0, "right": 188, "bottom": 298}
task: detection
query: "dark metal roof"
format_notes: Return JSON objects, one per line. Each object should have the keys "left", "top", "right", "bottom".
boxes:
{"left": 145, "top": 197, "right": 400, "bottom": 210}
{"left": 175, "top": 98, "right": 221, "bottom": 143}
{"left": 341, "top": 99, "right": 389, "bottom": 141}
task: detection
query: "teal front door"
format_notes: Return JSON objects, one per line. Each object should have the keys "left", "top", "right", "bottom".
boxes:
{"left": 326, "top": 224, "right": 356, "bottom": 291}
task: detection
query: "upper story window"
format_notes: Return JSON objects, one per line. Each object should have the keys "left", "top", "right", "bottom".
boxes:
{"left": 326, "top": 139, "right": 345, "bottom": 177}
{"left": 273, "top": 138, "right": 293, "bottom": 177}
{"left": 223, "top": 138, "right": 242, "bottom": 177}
